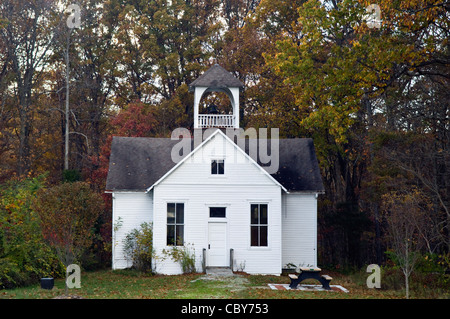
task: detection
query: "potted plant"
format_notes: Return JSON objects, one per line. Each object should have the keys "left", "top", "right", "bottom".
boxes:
{"left": 40, "top": 277, "right": 54, "bottom": 290}
{"left": 283, "top": 263, "right": 297, "bottom": 274}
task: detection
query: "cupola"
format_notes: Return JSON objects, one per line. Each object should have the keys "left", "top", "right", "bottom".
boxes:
{"left": 189, "top": 64, "right": 244, "bottom": 129}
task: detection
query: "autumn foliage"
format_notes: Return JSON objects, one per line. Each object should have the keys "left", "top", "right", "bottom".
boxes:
{"left": 0, "top": 176, "right": 64, "bottom": 288}
{"left": 34, "top": 182, "right": 104, "bottom": 267}
{"left": 0, "top": 0, "right": 448, "bottom": 291}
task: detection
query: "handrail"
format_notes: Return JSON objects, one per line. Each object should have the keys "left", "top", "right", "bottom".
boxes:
{"left": 230, "top": 248, "right": 234, "bottom": 272}
{"left": 202, "top": 248, "right": 206, "bottom": 273}
{"left": 198, "top": 114, "right": 235, "bottom": 128}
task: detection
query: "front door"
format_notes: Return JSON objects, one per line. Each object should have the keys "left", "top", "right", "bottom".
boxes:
{"left": 207, "top": 222, "right": 227, "bottom": 267}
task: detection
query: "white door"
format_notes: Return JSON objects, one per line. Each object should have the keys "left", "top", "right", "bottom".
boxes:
{"left": 207, "top": 222, "right": 227, "bottom": 267}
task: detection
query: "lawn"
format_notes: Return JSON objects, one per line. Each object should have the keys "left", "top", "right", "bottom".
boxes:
{"left": 0, "top": 269, "right": 448, "bottom": 299}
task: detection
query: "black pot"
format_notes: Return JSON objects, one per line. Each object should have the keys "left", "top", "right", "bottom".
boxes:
{"left": 40, "top": 278, "right": 54, "bottom": 290}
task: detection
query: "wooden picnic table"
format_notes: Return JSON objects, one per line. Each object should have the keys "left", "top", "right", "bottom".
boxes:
{"left": 288, "top": 267, "right": 332, "bottom": 290}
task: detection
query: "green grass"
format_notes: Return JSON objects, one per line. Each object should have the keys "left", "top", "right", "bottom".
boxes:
{"left": 0, "top": 269, "right": 448, "bottom": 299}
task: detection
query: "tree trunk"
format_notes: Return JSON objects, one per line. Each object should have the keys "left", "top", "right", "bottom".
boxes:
{"left": 405, "top": 272, "right": 410, "bottom": 299}
{"left": 16, "top": 77, "right": 32, "bottom": 176}
{"left": 64, "top": 33, "right": 71, "bottom": 171}
{"left": 404, "top": 242, "right": 410, "bottom": 299}
{"left": 17, "top": 107, "right": 31, "bottom": 176}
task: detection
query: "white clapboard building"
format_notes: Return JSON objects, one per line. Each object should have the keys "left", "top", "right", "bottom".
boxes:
{"left": 106, "top": 65, "right": 324, "bottom": 275}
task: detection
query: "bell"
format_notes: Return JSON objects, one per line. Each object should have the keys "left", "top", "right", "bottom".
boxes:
{"left": 207, "top": 103, "right": 219, "bottom": 114}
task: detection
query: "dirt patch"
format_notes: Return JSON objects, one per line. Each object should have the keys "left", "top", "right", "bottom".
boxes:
{"left": 191, "top": 272, "right": 250, "bottom": 292}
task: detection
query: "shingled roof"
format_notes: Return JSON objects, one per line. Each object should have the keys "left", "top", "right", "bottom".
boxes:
{"left": 188, "top": 64, "right": 244, "bottom": 91}
{"left": 105, "top": 134, "right": 324, "bottom": 193}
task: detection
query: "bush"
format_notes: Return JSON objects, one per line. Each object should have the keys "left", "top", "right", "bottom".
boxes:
{"left": 381, "top": 252, "right": 450, "bottom": 297}
{"left": 0, "top": 258, "right": 26, "bottom": 289}
{"left": 163, "top": 244, "right": 196, "bottom": 274}
{"left": 0, "top": 176, "right": 64, "bottom": 289}
{"left": 35, "top": 181, "right": 104, "bottom": 268}
{"left": 380, "top": 266, "right": 404, "bottom": 290}
{"left": 416, "top": 253, "right": 448, "bottom": 274}
{"left": 123, "top": 222, "right": 154, "bottom": 273}
{"left": 62, "top": 169, "right": 81, "bottom": 183}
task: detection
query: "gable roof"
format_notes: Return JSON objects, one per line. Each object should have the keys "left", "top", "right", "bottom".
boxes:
{"left": 145, "top": 128, "right": 287, "bottom": 193}
{"left": 105, "top": 131, "right": 325, "bottom": 193}
{"left": 188, "top": 64, "right": 244, "bottom": 91}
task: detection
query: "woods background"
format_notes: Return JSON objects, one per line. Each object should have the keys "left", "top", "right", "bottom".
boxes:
{"left": 0, "top": 0, "right": 448, "bottom": 278}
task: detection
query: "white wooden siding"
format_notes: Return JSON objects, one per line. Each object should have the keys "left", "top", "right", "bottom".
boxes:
{"left": 153, "top": 184, "right": 282, "bottom": 275}
{"left": 112, "top": 192, "right": 153, "bottom": 269}
{"left": 162, "top": 132, "right": 277, "bottom": 188}
{"left": 282, "top": 193, "right": 317, "bottom": 270}
{"left": 152, "top": 133, "right": 282, "bottom": 275}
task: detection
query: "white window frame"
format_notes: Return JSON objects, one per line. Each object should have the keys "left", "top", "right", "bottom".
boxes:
{"left": 249, "top": 203, "right": 269, "bottom": 248}
{"left": 166, "top": 202, "right": 185, "bottom": 246}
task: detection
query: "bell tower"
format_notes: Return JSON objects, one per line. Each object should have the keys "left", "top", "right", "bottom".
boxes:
{"left": 189, "top": 64, "right": 244, "bottom": 129}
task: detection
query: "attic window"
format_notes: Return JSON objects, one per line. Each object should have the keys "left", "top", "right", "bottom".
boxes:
{"left": 211, "top": 159, "right": 224, "bottom": 175}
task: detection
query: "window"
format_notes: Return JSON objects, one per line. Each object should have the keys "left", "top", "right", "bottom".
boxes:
{"left": 211, "top": 159, "right": 224, "bottom": 175}
{"left": 209, "top": 207, "right": 226, "bottom": 218}
{"left": 250, "top": 204, "right": 268, "bottom": 247}
{"left": 167, "top": 203, "right": 184, "bottom": 246}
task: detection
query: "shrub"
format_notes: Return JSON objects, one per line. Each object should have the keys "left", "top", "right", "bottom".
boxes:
{"left": 35, "top": 181, "right": 104, "bottom": 268}
{"left": 123, "top": 222, "right": 154, "bottom": 273}
{"left": 62, "top": 169, "right": 81, "bottom": 182}
{"left": 0, "top": 175, "right": 64, "bottom": 289}
{"left": 0, "top": 258, "right": 26, "bottom": 289}
{"left": 163, "top": 244, "right": 196, "bottom": 274}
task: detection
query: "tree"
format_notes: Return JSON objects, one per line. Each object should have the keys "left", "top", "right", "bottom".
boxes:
{"left": 88, "top": 100, "right": 158, "bottom": 192}
{"left": 85, "top": 100, "right": 159, "bottom": 263}
{"left": 221, "top": 0, "right": 260, "bottom": 30}
{"left": 50, "top": 0, "right": 118, "bottom": 173}
{"left": 264, "top": 0, "right": 448, "bottom": 164}
{"left": 35, "top": 181, "right": 103, "bottom": 294}
{"left": 261, "top": 0, "right": 449, "bottom": 266}
{"left": 103, "top": 0, "right": 224, "bottom": 135}
{"left": 0, "top": 0, "right": 60, "bottom": 176}
{"left": 216, "top": 0, "right": 307, "bottom": 133}
{"left": 112, "top": 0, "right": 221, "bottom": 103}
{"left": 382, "top": 188, "right": 434, "bottom": 298}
